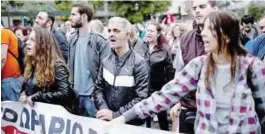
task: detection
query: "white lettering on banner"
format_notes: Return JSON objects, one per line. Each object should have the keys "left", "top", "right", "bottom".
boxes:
{"left": 1, "top": 102, "right": 175, "bottom": 134}
{"left": 103, "top": 68, "right": 135, "bottom": 87}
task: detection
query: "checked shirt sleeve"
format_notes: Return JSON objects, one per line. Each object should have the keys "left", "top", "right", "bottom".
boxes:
{"left": 249, "top": 58, "right": 265, "bottom": 128}
{"left": 123, "top": 56, "right": 204, "bottom": 121}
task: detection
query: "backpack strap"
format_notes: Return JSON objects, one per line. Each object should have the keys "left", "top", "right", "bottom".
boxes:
{"left": 7, "top": 49, "right": 18, "bottom": 60}
{"left": 7, "top": 36, "right": 22, "bottom": 61}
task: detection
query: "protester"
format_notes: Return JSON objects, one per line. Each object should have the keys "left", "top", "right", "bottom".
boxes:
{"left": 68, "top": 3, "right": 110, "bottom": 117}
{"left": 241, "top": 15, "right": 259, "bottom": 40}
{"left": 94, "top": 17, "right": 149, "bottom": 126}
{"left": 129, "top": 23, "right": 149, "bottom": 59}
{"left": 245, "top": 16, "right": 265, "bottom": 51}
{"left": 1, "top": 24, "right": 23, "bottom": 101}
{"left": 144, "top": 22, "right": 174, "bottom": 131}
{"left": 169, "top": 23, "right": 187, "bottom": 60}
{"left": 170, "top": 0, "right": 218, "bottom": 133}
{"left": 34, "top": 11, "right": 68, "bottom": 62}
{"left": 112, "top": 11, "right": 265, "bottom": 134}
{"left": 245, "top": 34, "right": 265, "bottom": 61}
{"left": 19, "top": 27, "right": 77, "bottom": 114}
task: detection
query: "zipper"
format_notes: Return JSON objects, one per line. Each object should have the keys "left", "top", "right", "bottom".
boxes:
{"left": 112, "top": 51, "right": 132, "bottom": 86}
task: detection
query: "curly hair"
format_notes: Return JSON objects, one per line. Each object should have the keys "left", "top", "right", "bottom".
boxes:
{"left": 24, "top": 27, "right": 62, "bottom": 88}
{"left": 204, "top": 11, "right": 247, "bottom": 90}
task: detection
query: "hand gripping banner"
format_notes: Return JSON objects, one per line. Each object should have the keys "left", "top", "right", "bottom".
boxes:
{"left": 1, "top": 102, "right": 175, "bottom": 134}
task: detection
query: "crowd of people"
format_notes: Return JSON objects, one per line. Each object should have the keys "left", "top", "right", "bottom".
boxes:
{"left": 1, "top": 0, "right": 265, "bottom": 133}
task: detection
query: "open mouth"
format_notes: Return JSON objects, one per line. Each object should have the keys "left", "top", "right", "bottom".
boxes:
{"left": 26, "top": 47, "right": 31, "bottom": 52}
{"left": 109, "top": 39, "right": 116, "bottom": 44}
{"left": 203, "top": 40, "right": 210, "bottom": 44}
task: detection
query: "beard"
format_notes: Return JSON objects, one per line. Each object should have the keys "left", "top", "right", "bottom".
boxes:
{"left": 71, "top": 18, "right": 82, "bottom": 28}
{"left": 33, "top": 21, "right": 48, "bottom": 28}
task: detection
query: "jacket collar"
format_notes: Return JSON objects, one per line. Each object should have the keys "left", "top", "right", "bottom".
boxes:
{"left": 112, "top": 49, "right": 133, "bottom": 66}
{"left": 69, "top": 30, "right": 92, "bottom": 47}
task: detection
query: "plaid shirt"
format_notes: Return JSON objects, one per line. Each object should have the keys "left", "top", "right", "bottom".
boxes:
{"left": 132, "top": 55, "right": 265, "bottom": 134}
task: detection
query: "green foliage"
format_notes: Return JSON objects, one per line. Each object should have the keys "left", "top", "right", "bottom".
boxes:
{"left": 54, "top": 1, "right": 104, "bottom": 11}
{"left": 248, "top": 2, "right": 265, "bottom": 21}
{"left": 54, "top": 1, "right": 72, "bottom": 11}
{"left": 88, "top": 1, "right": 104, "bottom": 10}
{"left": 109, "top": 1, "right": 170, "bottom": 23}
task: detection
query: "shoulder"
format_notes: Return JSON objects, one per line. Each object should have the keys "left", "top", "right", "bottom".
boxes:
{"left": 68, "top": 30, "right": 78, "bottom": 41}
{"left": 54, "top": 60, "right": 68, "bottom": 72}
{"left": 189, "top": 55, "right": 206, "bottom": 66}
{"left": 89, "top": 32, "right": 107, "bottom": 41}
{"left": 180, "top": 29, "right": 197, "bottom": 48}
{"left": 102, "top": 52, "right": 112, "bottom": 63}
{"left": 53, "top": 30, "right": 67, "bottom": 39}
{"left": 240, "top": 54, "right": 263, "bottom": 68}
{"left": 70, "top": 30, "right": 78, "bottom": 36}
{"left": 1, "top": 28, "right": 17, "bottom": 41}
{"left": 1, "top": 28, "right": 14, "bottom": 34}
{"left": 252, "top": 34, "right": 265, "bottom": 46}
{"left": 136, "top": 38, "right": 144, "bottom": 44}
{"left": 89, "top": 32, "right": 109, "bottom": 50}
{"left": 133, "top": 52, "right": 147, "bottom": 68}
{"left": 181, "top": 29, "right": 196, "bottom": 40}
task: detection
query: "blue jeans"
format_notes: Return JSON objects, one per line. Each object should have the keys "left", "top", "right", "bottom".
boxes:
{"left": 1, "top": 76, "right": 23, "bottom": 101}
{"left": 78, "top": 95, "right": 97, "bottom": 117}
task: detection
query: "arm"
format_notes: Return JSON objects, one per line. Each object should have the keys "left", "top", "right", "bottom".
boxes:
{"left": 165, "top": 50, "right": 174, "bottom": 82}
{"left": 31, "top": 62, "right": 73, "bottom": 103}
{"left": 94, "top": 65, "right": 109, "bottom": 110}
{"left": 1, "top": 45, "right": 8, "bottom": 70}
{"left": 98, "top": 37, "right": 110, "bottom": 65}
{"left": 113, "top": 60, "right": 149, "bottom": 118}
{"left": 248, "top": 58, "right": 265, "bottom": 128}
{"left": 122, "top": 56, "right": 204, "bottom": 122}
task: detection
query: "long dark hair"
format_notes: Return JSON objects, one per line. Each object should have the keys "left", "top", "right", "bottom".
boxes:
{"left": 148, "top": 22, "right": 168, "bottom": 49}
{"left": 204, "top": 11, "right": 247, "bottom": 89}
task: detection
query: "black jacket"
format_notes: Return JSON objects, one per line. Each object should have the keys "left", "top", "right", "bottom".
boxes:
{"left": 21, "top": 60, "right": 77, "bottom": 114}
{"left": 148, "top": 45, "right": 174, "bottom": 93}
{"left": 52, "top": 29, "right": 69, "bottom": 62}
{"left": 68, "top": 31, "right": 110, "bottom": 87}
{"left": 94, "top": 49, "right": 149, "bottom": 125}
{"left": 130, "top": 38, "right": 149, "bottom": 59}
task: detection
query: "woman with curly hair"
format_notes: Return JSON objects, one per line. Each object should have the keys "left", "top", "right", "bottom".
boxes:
{"left": 19, "top": 27, "right": 77, "bottom": 113}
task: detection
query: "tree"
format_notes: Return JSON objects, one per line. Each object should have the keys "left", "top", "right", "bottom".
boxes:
{"left": 248, "top": 1, "right": 265, "bottom": 21}
{"left": 108, "top": 1, "right": 170, "bottom": 23}
{"left": 54, "top": 1, "right": 72, "bottom": 11}
{"left": 54, "top": 1, "right": 104, "bottom": 12}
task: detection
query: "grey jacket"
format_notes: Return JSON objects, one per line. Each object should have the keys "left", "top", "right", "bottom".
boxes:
{"left": 68, "top": 31, "right": 110, "bottom": 88}
{"left": 52, "top": 29, "right": 69, "bottom": 62}
{"left": 130, "top": 38, "right": 149, "bottom": 59}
